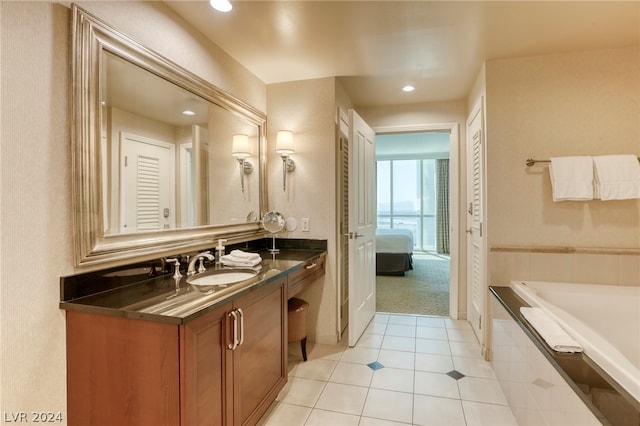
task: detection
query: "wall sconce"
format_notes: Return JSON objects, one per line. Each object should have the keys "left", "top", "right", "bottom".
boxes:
{"left": 232, "top": 134, "right": 253, "bottom": 192}
{"left": 275, "top": 130, "right": 296, "bottom": 191}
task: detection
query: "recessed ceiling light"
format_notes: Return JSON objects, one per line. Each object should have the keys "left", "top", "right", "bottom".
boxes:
{"left": 402, "top": 85, "right": 415, "bottom": 92}
{"left": 210, "top": 0, "right": 232, "bottom": 12}
{"left": 182, "top": 110, "right": 196, "bottom": 116}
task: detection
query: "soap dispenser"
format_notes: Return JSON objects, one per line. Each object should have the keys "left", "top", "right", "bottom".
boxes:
{"left": 215, "top": 239, "right": 227, "bottom": 264}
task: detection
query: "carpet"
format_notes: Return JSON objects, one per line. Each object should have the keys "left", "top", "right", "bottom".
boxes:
{"left": 376, "top": 253, "right": 450, "bottom": 316}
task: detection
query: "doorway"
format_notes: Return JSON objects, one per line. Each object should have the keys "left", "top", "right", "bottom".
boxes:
{"left": 373, "top": 124, "right": 460, "bottom": 319}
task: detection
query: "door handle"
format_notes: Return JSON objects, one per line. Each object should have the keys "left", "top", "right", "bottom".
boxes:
{"left": 227, "top": 310, "right": 238, "bottom": 350}
{"left": 236, "top": 308, "right": 244, "bottom": 346}
{"left": 343, "top": 232, "right": 364, "bottom": 239}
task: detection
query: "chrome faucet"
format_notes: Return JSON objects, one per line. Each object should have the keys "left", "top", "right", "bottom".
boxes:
{"left": 187, "top": 251, "right": 215, "bottom": 275}
{"left": 165, "top": 258, "right": 182, "bottom": 280}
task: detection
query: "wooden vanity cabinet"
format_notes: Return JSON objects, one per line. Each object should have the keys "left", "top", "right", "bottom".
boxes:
{"left": 229, "top": 276, "right": 287, "bottom": 426}
{"left": 182, "top": 275, "right": 286, "bottom": 426}
{"left": 66, "top": 277, "right": 287, "bottom": 426}
{"left": 181, "top": 301, "right": 230, "bottom": 426}
{"left": 288, "top": 253, "right": 326, "bottom": 298}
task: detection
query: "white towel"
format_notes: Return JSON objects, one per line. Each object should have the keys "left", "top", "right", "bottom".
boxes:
{"left": 549, "top": 156, "right": 594, "bottom": 202}
{"left": 229, "top": 249, "right": 262, "bottom": 261}
{"left": 220, "top": 253, "right": 262, "bottom": 267}
{"left": 520, "top": 307, "right": 583, "bottom": 353}
{"left": 593, "top": 155, "right": 640, "bottom": 200}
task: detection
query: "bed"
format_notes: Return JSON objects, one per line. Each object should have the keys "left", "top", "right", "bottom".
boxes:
{"left": 376, "top": 229, "right": 414, "bottom": 276}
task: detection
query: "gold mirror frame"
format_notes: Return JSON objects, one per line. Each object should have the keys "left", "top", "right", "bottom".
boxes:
{"left": 71, "top": 5, "right": 268, "bottom": 267}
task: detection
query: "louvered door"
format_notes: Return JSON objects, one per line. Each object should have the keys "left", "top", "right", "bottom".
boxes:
{"left": 466, "top": 101, "right": 485, "bottom": 349}
{"left": 120, "top": 132, "right": 175, "bottom": 233}
{"left": 339, "top": 132, "right": 350, "bottom": 335}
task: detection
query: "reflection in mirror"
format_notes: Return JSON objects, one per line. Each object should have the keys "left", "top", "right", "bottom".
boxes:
{"left": 72, "top": 5, "right": 267, "bottom": 266}
{"left": 101, "top": 51, "right": 260, "bottom": 235}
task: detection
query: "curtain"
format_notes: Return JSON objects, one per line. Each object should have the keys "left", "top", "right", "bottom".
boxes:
{"left": 435, "top": 159, "right": 450, "bottom": 254}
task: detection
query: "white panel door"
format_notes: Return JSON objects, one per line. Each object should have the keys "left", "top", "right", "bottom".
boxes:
{"left": 348, "top": 110, "right": 376, "bottom": 347}
{"left": 466, "top": 101, "right": 486, "bottom": 348}
{"left": 120, "top": 132, "right": 175, "bottom": 233}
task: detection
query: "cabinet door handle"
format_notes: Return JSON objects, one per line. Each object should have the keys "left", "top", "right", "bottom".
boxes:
{"left": 305, "top": 262, "right": 317, "bottom": 270}
{"left": 227, "top": 310, "right": 238, "bottom": 350}
{"left": 236, "top": 308, "right": 245, "bottom": 346}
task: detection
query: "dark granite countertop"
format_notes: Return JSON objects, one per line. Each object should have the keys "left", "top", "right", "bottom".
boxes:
{"left": 60, "top": 246, "right": 326, "bottom": 325}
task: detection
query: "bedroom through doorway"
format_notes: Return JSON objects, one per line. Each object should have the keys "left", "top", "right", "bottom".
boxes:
{"left": 375, "top": 131, "right": 451, "bottom": 317}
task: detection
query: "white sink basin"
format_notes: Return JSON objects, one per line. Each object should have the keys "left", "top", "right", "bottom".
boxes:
{"left": 187, "top": 269, "right": 257, "bottom": 292}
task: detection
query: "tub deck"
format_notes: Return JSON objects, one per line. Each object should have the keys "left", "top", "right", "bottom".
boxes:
{"left": 490, "top": 286, "right": 640, "bottom": 426}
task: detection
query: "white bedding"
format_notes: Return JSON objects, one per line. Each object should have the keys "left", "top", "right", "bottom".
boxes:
{"left": 376, "top": 229, "right": 414, "bottom": 253}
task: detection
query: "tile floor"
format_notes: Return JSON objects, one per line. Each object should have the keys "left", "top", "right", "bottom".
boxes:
{"left": 259, "top": 313, "right": 518, "bottom": 426}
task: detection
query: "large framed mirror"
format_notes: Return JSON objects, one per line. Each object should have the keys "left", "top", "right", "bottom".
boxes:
{"left": 72, "top": 5, "right": 267, "bottom": 267}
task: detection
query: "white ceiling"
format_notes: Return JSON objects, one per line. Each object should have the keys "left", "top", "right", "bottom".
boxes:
{"left": 165, "top": 1, "right": 640, "bottom": 107}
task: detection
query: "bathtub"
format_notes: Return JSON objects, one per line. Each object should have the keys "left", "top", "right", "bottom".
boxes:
{"left": 512, "top": 281, "right": 640, "bottom": 405}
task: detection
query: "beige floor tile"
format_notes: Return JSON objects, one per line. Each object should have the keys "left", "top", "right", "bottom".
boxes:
{"left": 458, "top": 377, "right": 508, "bottom": 405}
{"left": 415, "top": 338, "right": 451, "bottom": 355}
{"left": 449, "top": 341, "right": 482, "bottom": 358}
{"left": 262, "top": 314, "right": 516, "bottom": 426}
{"left": 276, "top": 377, "right": 326, "bottom": 407}
{"left": 413, "top": 394, "right": 465, "bottom": 426}
{"left": 416, "top": 326, "right": 448, "bottom": 340}
{"left": 462, "top": 400, "right": 518, "bottom": 426}
{"left": 371, "top": 367, "right": 414, "bottom": 393}
{"left": 362, "top": 388, "right": 414, "bottom": 424}
{"left": 446, "top": 327, "right": 479, "bottom": 343}
{"left": 365, "top": 321, "right": 388, "bottom": 335}
{"left": 341, "top": 346, "right": 380, "bottom": 364}
{"left": 414, "top": 352, "right": 454, "bottom": 373}
{"left": 377, "top": 349, "right": 415, "bottom": 370}
{"left": 385, "top": 324, "right": 417, "bottom": 338}
{"left": 315, "top": 382, "right": 369, "bottom": 415}
{"left": 416, "top": 316, "right": 446, "bottom": 328}
{"left": 305, "top": 343, "right": 346, "bottom": 361}
{"left": 381, "top": 335, "right": 416, "bottom": 352}
{"left": 452, "top": 356, "right": 496, "bottom": 379}
{"left": 304, "top": 409, "right": 360, "bottom": 426}
{"left": 291, "top": 358, "right": 338, "bottom": 381}
{"left": 329, "top": 362, "right": 374, "bottom": 387}
{"left": 414, "top": 371, "right": 460, "bottom": 399}
{"left": 359, "top": 417, "right": 412, "bottom": 426}
{"left": 257, "top": 402, "right": 311, "bottom": 426}
{"left": 356, "top": 333, "right": 384, "bottom": 349}
{"left": 387, "top": 314, "right": 418, "bottom": 326}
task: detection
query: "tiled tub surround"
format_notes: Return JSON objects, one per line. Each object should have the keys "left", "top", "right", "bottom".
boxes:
{"left": 489, "top": 246, "right": 640, "bottom": 287}
{"left": 60, "top": 238, "right": 327, "bottom": 322}
{"left": 490, "top": 286, "right": 640, "bottom": 426}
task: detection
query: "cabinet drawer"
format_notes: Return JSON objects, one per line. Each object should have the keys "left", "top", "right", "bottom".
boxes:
{"left": 288, "top": 254, "right": 326, "bottom": 298}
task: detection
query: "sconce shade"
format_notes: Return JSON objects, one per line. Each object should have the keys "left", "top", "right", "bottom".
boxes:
{"left": 275, "top": 130, "right": 294, "bottom": 155}
{"left": 232, "top": 134, "right": 251, "bottom": 158}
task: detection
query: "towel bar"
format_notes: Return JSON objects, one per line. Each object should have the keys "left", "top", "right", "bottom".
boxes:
{"left": 526, "top": 157, "right": 640, "bottom": 167}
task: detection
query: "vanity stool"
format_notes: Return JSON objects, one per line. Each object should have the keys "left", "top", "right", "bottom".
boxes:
{"left": 287, "top": 297, "right": 309, "bottom": 361}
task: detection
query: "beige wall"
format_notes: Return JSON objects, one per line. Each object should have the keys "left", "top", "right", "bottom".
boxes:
{"left": 485, "top": 47, "right": 640, "bottom": 249}
{"left": 266, "top": 78, "right": 339, "bottom": 344}
{"left": 484, "top": 47, "right": 640, "bottom": 286}
{"left": 0, "top": 1, "right": 266, "bottom": 419}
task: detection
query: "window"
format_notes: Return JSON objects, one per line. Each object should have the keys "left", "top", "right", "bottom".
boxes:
{"left": 376, "top": 159, "right": 438, "bottom": 251}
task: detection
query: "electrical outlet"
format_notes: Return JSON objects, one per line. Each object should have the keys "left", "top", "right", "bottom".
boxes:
{"left": 301, "top": 218, "right": 310, "bottom": 232}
